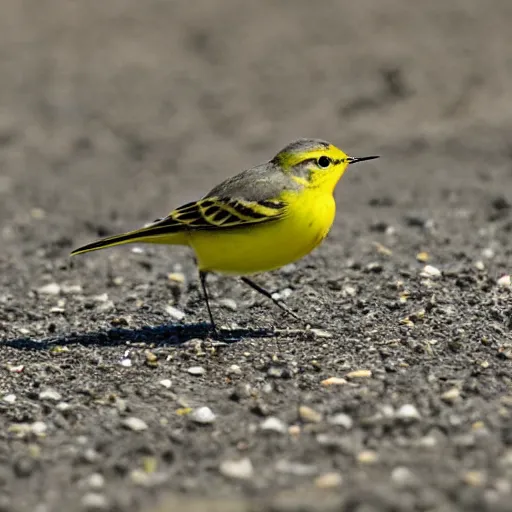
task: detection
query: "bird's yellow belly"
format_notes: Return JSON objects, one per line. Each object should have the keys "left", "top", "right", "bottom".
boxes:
{"left": 190, "top": 192, "right": 335, "bottom": 275}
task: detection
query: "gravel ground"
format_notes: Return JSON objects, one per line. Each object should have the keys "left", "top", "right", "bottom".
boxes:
{"left": 1, "top": 1, "right": 512, "bottom": 511}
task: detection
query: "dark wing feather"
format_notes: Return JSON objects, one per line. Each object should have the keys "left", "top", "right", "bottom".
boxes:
{"left": 146, "top": 162, "right": 299, "bottom": 232}
{"left": 147, "top": 197, "right": 287, "bottom": 232}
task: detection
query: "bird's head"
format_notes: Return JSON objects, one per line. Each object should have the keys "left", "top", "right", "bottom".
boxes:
{"left": 272, "top": 138, "right": 379, "bottom": 192}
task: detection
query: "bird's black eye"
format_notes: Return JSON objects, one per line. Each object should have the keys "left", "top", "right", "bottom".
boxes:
{"left": 317, "top": 156, "right": 331, "bottom": 168}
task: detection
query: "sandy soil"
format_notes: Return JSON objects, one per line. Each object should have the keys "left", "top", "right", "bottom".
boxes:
{"left": 1, "top": 1, "right": 512, "bottom": 511}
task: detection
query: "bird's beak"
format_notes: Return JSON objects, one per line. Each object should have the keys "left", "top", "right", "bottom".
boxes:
{"left": 347, "top": 155, "right": 380, "bottom": 165}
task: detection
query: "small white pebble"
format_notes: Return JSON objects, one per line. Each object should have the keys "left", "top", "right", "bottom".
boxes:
{"left": 343, "top": 285, "right": 357, "bottom": 296}
{"left": 87, "top": 473, "right": 105, "bottom": 490}
{"left": 31, "top": 421, "right": 47, "bottom": 436}
{"left": 497, "top": 275, "right": 511, "bottom": 288}
{"left": 219, "top": 458, "right": 254, "bottom": 480}
{"left": 187, "top": 366, "right": 206, "bottom": 376}
{"left": 396, "top": 404, "right": 421, "bottom": 421}
{"left": 61, "top": 283, "right": 83, "bottom": 294}
{"left": 474, "top": 261, "right": 485, "bottom": 271}
{"left": 227, "top": 364, "right": 242, "bottom": 375}
{"left": 275, "top": 460, "right": 317, "bottom": 476}
{"left": 159, "top": 379, "right": 172, "bottom": 389}
{"left": 218, "top": 298, "right": 237, "bottom": 311}
{"left": 81, "top": 492, "right": 108, "bottom": 511}
{"left": 56, "top": 402, "right": 71, "bottom": 411}
{"left": 122, "top": 417, "right": 148, "bottom": 432}
{"left": 37, "top": 283, "right": 61, "bottom": 295}
{"left": 328, "top": 413, "right": 353, "bottom": 429}
{"left": 315, "top": 472, "right": 343, "bottom": 488}
{"left": 190, "top": 406, "right": 216, "bottom": 424}
{"left": 119, "top": 358, "right": 132, "bottom": 368}
{"left": 3, "top": 394, "right": 16, "bottom": 404}
{"left": 441, "top": 387, "right": 461, "bottom": 403}
{"left": 260, "top": 416, "right": 287, "bottom": 434}
{"left": 482, "top": 247, "right": 495, "bottom": 259}
{"left": 391, "top": 466, "right": 416, "bottom": 488}
{"left": 92, "top": 293, "right": 109, "bottom": 303}
{"left": 39, "top": 389, "right": 62, "bottom": 401}
{"left": 310, "top": 329, "right": 332, "bottom": 338}
{"left": 421, "top": 265, "right": 441, "bottom": 278}
{"left": 165, "top": 305, "right": 185, "bottom": 321}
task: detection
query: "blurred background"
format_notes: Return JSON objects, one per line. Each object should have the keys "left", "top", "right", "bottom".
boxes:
{"left": 1, "top": 0, "right": 512, "bottom": 263}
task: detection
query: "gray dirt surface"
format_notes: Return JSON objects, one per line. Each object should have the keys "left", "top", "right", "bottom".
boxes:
{"left": 1, "top": 1, "right": 512, "bottom": 511}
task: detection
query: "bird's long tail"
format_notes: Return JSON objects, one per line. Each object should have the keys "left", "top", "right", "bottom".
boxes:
{"left": 70, "top": 223, "right": 188, "bottom": 256}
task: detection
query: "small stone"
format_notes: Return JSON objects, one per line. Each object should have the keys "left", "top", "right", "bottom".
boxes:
{"left": 267, "top": 366, "right": 291, "bottom": 378}
{"left": 441, "top": 387, "right": 461, "bottom": 403}
{"left": 165, "top": 305, "right": 185, "bottom": 321}
{"left": 219, "top": 458, "right": 254, "bottom": 480}
{"left": 417, "top": 435, "right": 437, "bottom": 449}
{"left": 119, "top": 358, "right": 132, "bottom": 367}
{"left": 421, "top": 265, "right": 441, "bottom": 278}
{"left": 416, "top": 252, "right": 429, "bottom": 262}
{"left": 357, "top": 450, "right": 378, "bottom": 464}
{"left": 39, "top": 389, "right": 62, "bottom": 401}
{"left": 346, "top": 369, "right": 372, "bottom": 379}
{"left": 463, "top": 470, "right": 486, "bottom": 487}
{"left": 280, "top": 263, "right": 296, "bottom": 275}
{"left": 474, "top": 261, "right": 485, "bottom": 271}
{"left": 497, "top": 275, "right": 511, "bottom": 288}
{"left": 129, "top": 470, "right": 146, "bottom": 485}
{"left": 299, "top": 405, "right": 322, "bottom": 423}
{"left": 31, "top": 421, "right": 47, "bottom": 436}
{"left": 81, "top": 492, "right": 108, "bottom": 511}
{"left": 482, "top": 247, "right": 495, "bottom": 259}
{"left": 167, "top": 272, "right": 185, "bottom": 284}
{"left": 3, "top": 394, "right": 16, "bottom": 404}
{"left": 121, "top": 417, "right": 148, "bottom": 432}
{"left": 315, "top": 472, "right": 343, "bottom": 489}
{"left": 396, "top": 404, "right": 421, "bottom": 421}
{"left": 343, "top": 285, "right": 357, "bottom": 296}
{"left": 260, "top": 416, "right": 287, "bottom": 434}
{"left": 56, "top": 402, "right": 71, "bottom": 411}
{"left": 37, "top": 283, "right": 61, "bottom": 295}
{"left": 310, "top": 329, "right": 333, "bottom": 339}
{"left": 190, "top": 406, "right": 216, "bottom": 424}
{"left": 61, "top": 283, "right": 83, "bottom": 294}
{"left": 145, "top": 351, "right": 158, "bottom": 366}
{"left": 272, "top": 288, "right": 292, "bottom": 301}
{"left": 187, "top": 366, "right": 206, "bottom": 376}
{"left": 87, "top": 473, "right": 105, "bottom": 490}
{"left": 275, "top": 460, "right": 317, "bottom": 476}
{"left": 327, "top": 413, "right": 353, "bottom": 429}
{"left": 92, "top": 293, "right": 109, "bottom": 303}
{"left": 321, "top": 377, "right": 348, "bottom": 386}
{"left": 219, "top": 298, "right": 237, "bottom": 311}
{"left": 96, "top": 300, "right": 114, "bottom": 313}
{"left": 159, "top": 379, "right": 172, "bottom": 389}
{"left": 227, "top": 364, "right": 242, "bottom": 376}
{"left": 288, "top": 425, "right": 301, "bottom": 437}
{"left": 391, "top": 466, "right": 416, "bottom": 488}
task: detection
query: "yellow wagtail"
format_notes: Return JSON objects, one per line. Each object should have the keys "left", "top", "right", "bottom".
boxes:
{"left": 71, "top": 139, "right": 378, "bottom": 330}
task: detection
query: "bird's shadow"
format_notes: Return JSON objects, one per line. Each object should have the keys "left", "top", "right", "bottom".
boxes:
{"left": 1, "top": 323, "right": 280, "bottom": 351}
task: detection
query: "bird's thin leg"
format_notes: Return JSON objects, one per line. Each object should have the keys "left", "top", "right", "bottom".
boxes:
{"left": 199, "top": 271, "right": 217, "bottom": 333}
{"left": 240, "top": 276, "right": 300, "bottom": 321}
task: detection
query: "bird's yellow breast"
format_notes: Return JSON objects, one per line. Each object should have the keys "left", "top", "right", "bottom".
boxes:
{"left": 189, "top": 188, "right": 336, "bottom": 276}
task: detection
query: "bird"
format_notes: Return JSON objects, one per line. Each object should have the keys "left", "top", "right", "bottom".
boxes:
{"left": 71, "top": 138, "right": 379, "bottom": 332}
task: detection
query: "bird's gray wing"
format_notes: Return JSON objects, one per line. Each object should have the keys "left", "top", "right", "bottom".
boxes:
{"left": 149, "top": 163, "right": 299, "bottom": 231}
